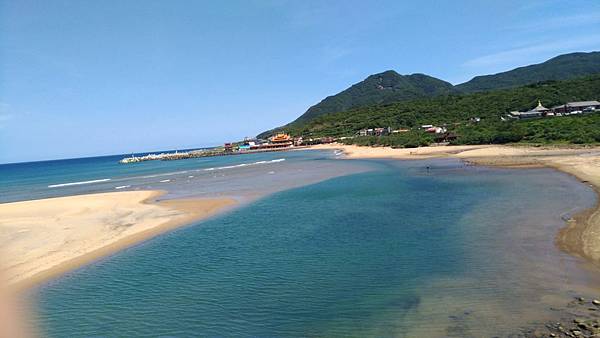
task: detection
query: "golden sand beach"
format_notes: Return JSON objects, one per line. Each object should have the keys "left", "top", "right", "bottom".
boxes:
{"left": 311, "top": 143, "right": 600, "bottom": 266}
{"left": 0, "top": 190, "right": 236, "bottom": 291}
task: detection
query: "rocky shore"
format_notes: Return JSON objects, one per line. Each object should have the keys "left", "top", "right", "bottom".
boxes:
{"left": 517, "top": 297, "right": 600, "bottom": 338}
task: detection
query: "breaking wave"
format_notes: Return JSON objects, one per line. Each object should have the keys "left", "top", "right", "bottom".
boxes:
{"left": 48, "top": 178, "right": 111, "bottom": 188}
{"left": 204, "top": 158, "right": 285, "bottom": 171}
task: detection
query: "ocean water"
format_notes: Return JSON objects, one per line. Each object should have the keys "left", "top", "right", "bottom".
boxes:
{"left": 0, "top": 149, "right": 365, "bottom": 203}
{"left": 9, "top": 150, "right": 600, "bottom": 336}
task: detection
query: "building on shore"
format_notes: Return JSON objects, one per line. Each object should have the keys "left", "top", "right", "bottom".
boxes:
{"left": 374, "top": 127, "right": 391, "bottom": 136}
{"left": 509, "top": 100, "right": 549, "bottom": 119}
{"left": 358, "top": 127, "right": 391, "bottom": 136}
{"left": 509, "top": 100, "right": 599, "bottom": 119}
{"left": 238, "top": 138, "right": 258, "bottom": 152}
{"left": 249, "top": 133, "right": 293, "bottom": 150}
{"left": 425, "top": 126, "right": 447, "bottom": 134}
{"left": 551, "top": 101, "right": 600, "bottom": 115}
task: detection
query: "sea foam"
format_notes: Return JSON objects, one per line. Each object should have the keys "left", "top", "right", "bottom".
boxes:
{"left": 203, "top": 158, "right": 285, "bottom": 172}
{"left": 48, "top": 178, "right": 111, "bottom": 188}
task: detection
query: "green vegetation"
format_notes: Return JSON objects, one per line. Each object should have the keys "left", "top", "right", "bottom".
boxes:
{"left": 456, "top": 51, "right": 600, "bottom": 92}
{"left": 452, "top": 113, "right": 600, "bottom": 145}
{"left": 341, "top": 113, "right": 600, "bottom": 148}
{"left": 258, "top": 71, "right": 455, "bottom": 138}
{"left": 293, "top": 71, "right": 455, "bottom": 123}
{"left": 284, "top": 75, "right": 600, "bottom": 139}
{"left": 259, "top": 52, "right": 600, "bottom": 138}
{"left": 341, "top": 131, "right": 435, "bottom": 148}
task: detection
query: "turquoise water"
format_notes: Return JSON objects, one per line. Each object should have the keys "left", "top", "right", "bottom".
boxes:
{"left": 28, "top": 154, "right": 600, "bottom": 337}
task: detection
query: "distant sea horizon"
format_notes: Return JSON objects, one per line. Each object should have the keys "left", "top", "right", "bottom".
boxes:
{"left": 0, "top": 144, "right": 224, "bottom": 166}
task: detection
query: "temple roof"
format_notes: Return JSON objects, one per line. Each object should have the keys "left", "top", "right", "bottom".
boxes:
{"left": 531, "top": 100, "right": 549, "bottom": 111}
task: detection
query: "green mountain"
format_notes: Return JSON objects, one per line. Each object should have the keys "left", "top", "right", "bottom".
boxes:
{"left": 258, "top": 51, "right": 600, "bottom": 139}
{"left": 287, "top": 74, "right": 600, "bottom": 141}
{"left": 296, "top": 71, "right": 455, "bottom": 123}
{"left": 257, "top": 71, "right": 454, "bottom": 138}
{"left": 456, "top": 51, "right": 600, "bottom": 92}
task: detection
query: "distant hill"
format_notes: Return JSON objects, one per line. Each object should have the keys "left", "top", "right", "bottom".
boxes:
{"left": 296, "top": 71, "right": 455, "bottom": 123}
{"left": 286, "top": 74, "right": 600, "bottom": 138}
{"left": 257, "top": 71, "right": 454, "bottom": 138}
{"left": 456, "top": 52, "right": 600, "bottom": 92}
{"left": 258, "top": 51, "right": 600, "bottom": 138}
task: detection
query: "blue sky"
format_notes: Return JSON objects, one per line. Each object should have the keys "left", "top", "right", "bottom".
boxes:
{"left": 1, "top": 0, "right": 600, "bottom": 163}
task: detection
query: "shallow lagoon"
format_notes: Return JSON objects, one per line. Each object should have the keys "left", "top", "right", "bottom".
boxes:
{"left": 30, "top": 152, "right": 600, "bottom": 337}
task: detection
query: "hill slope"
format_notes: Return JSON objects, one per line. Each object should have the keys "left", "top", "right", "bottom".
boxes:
{"left": 258, "top": 51, "right": 600, "bottom": 139}
{"left": 287, "top": 75, "right": 600, "bottom": 138}
{"left": 456, "top": 51, "right": 600, "bottom": 92}
{"left": 295, "top": 71, "right": 455, "bottom": 124}
{"left": 257, "top": 71, "right": 454, "bottom": 138}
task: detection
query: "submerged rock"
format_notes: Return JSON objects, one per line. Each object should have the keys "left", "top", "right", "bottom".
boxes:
{"left": 516, "top": 295, "right": 600, "bottom": 338}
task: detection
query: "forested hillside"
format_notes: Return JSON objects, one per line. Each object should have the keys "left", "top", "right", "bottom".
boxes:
{"left": 456, "top": 52, "right": 600, "bottom": 92}
{"left": 259, "top": 51, "right": 600, "bottom": 138}
{"left": 286, "top": 75, "right": 600, "bottom": 138}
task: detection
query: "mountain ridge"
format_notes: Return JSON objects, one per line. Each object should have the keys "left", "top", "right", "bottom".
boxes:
{"left": 294, "top": 70, "right": 456, "bottom": 124}
{"left": 258, "top": 51, "right": 600, "bottom": 138}
{"left": 456, "top": 51, "right": 600, "bottom": 92}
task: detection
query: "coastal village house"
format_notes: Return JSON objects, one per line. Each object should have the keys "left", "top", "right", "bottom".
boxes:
{"left": 262, "top": 133, "right": 293, "bottom": 149}
{"left": 552, "top": 101, "right": 600, "bottom": 115}
{"left": 421, "top": 124, "right": 447, "bottom": 134}
{"left": 509, "top": 100, "right": 599, "bottom": 119}
{"left": 234, "top": 134, "right": 295, "bottom": 152}
{"left": 509, "top": 100, "right": 549, "bottom": 119}
{"left": 358, "top": 127, "right": 391, "bottom": 136}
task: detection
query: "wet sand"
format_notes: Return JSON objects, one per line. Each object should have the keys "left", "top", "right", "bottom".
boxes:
{"left": 311, "top": 143, "right": 600, "bottom": 266}
{"left": 0, "top": 190, "right": 236, "bottom": 291}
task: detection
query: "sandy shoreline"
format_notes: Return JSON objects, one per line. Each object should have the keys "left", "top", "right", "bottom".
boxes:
{"left": 3, "top": 144, "right": 599, "bottom": 291}
{"left": 311, "top": 143, "right": 600, "bottom": 266}
{"left": 0, "top": 190, "right": 236, "bottom": 291}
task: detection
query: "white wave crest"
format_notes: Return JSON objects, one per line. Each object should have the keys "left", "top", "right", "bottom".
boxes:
{"left": 202, "top": 158, "right": 285, "bottom": 172}
{"left": 48, "top": 178, "right": 111, "bottom": 188}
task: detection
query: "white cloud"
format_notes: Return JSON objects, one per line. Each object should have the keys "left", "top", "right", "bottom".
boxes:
{"left": 508, "top": 12, "right": 600, "bottom": 32}
{"left": 462, "top": 34, "right": 600, "bottom": 70}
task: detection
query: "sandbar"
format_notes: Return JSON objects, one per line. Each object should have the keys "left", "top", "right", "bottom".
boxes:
{"left": 0, "top": 190, "right": 236, "bottom": 291}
